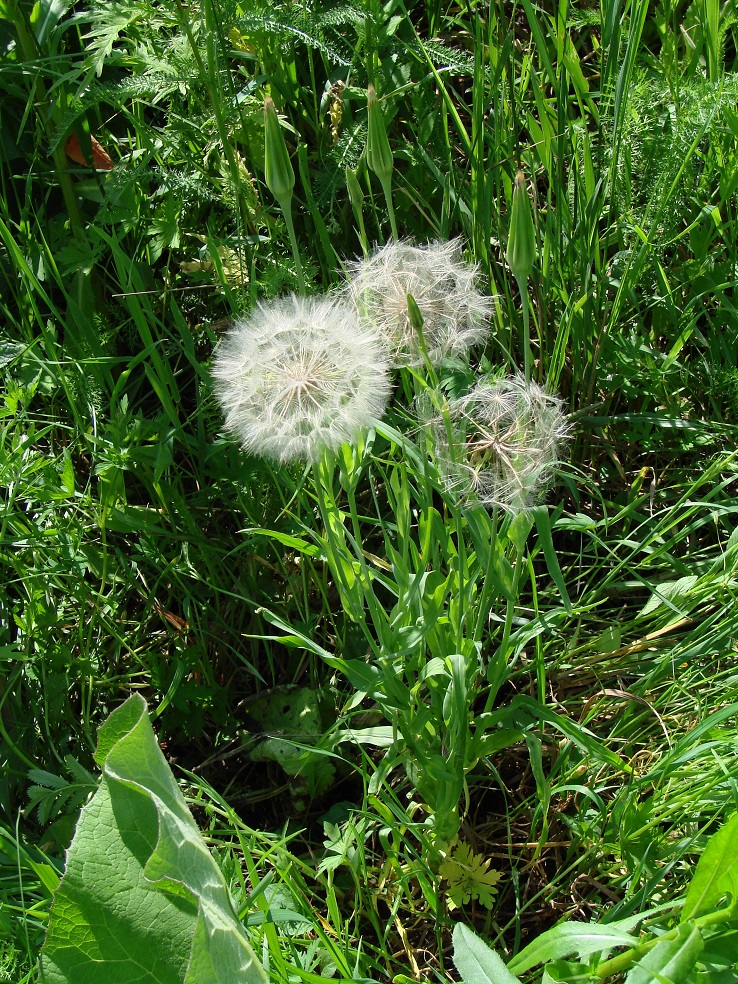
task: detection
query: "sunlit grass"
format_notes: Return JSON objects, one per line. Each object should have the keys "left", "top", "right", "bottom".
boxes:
{"left": 2, "top": 0, "right": 738, "bottom": 976}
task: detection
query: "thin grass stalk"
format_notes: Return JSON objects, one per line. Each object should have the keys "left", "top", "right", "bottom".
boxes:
{"left": 281, "top": 206, "right": 306, "bottom": 293}
{"left": 470, "top": 18, "right": 489, "bottom": 268}
{"left": 174, "top": 0, "right": 255, "bottom": 281}
{"left": 472, "top": 507, "right": 501, "bottom": 645}
{"left": 518, "top": 273, "right": 532, "bottom": 381}
{"left": 5, "top": 1, "right": 83, "bottom": 231}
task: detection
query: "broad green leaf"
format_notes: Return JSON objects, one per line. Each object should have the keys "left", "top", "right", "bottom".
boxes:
{"left": 508, "top": 923, "right": 639, "bottom": 974}
{"left": 39, "top": 694, "right": 268, "bottom": 984}
{"left": 698, "top": 922, "right": 738, "bottom": 964}
{"left": 627, "top": 922, "right": 704, "bottom": 984}
{"left": 247, "top": 686, "right": 335, "bottom": 797}
{"left": 640, "top": 575, "right": 699, "bottom": 617}
{"left": 30, "top": 0, "right": 73, "bottom": 45}
{"left": 335, "top": 725, "right": 394, "bottom": 747}
{"left": 682, "top": 813, "right": 738, "bottom": 922}
{"left": 452, "top": 924, "right": 523, "bottom": 984}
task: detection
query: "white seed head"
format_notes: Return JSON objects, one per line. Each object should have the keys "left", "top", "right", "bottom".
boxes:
{"left": 212, "top": 295, "right": 392, "bottom": 463}
{"left": 434, "top": 375, "right": 570, "bottom": 512}
{"left": 342, "top": 239, "right": 494, "bottom": 367}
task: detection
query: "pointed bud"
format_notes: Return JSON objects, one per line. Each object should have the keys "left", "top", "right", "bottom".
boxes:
{"left": 264, "top": 95, "right": 295, "bottom": 207}
{"left": 366, "top": 85, "right": 393, "bottom": 184}
{"left": 506, "top": 171, "right": 536, "bottom": 282}
{"left": 406, "top": 292, "right": 424, "bottom": 333}
{"left": 345, "top": 165, "right": 364, "bottom": 208}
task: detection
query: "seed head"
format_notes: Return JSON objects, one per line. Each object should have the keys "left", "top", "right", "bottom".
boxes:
{"left": 433, "top": 375, "right": 570, "bottom": 512}
{"left": 342, "top": 239, "right": 494, "bottom": 367}
{"left": 212, "top": 295, "right": 391, "bottom": 464}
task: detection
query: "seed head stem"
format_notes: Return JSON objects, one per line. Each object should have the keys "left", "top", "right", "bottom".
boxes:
{"left": 517, "top": 272, "right": 532, "bottom": 381}
{"left": 366, "top": 85, "right": 398, "bottom": 240}
{"left": 282, "top": 206, "right": 305, "bottom": 294}
{"left": 264, "top": 95, "right": 305, "bottom": 293}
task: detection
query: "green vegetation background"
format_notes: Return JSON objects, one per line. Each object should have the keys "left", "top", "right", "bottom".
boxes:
{"left": 2, "top": 0, "right": 738, "bottom": 979}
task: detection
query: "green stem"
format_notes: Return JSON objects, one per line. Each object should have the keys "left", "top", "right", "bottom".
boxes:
{"left": 595, "top": 908, "right": 735, "bottom": 980}
{"left": 0, "top": 673, "right": 38, "bottom": 771}
{"left": 472, "top": 507, "right": 500, "bottom": 644}
{"left": 379, "top": 173, "right": 399, "bottom": 240}
{"left": 281, "top": 202, "right": 306, "bottom": 294}
{"left": 485, "top": 538, "right": 525, "bottom": 705}
{"left": 516, "top": 273, "right": 532, "bottom": 381}
{"left": 8, "top": 0, "right": 83, "bottom": 231}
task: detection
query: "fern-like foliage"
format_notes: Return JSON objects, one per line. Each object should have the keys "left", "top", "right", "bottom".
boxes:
{"left": 614, "top": 74, "right": 738, "bottom": 245}
{"left": 27, "top": 755, "right": 97, "bottom": 826}
{"left": 236, "top": 6, "right": 363, "bottom": 68}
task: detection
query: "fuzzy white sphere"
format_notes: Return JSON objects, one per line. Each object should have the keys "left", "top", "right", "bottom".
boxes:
{"left": 433, "top": 375, "right": 570, "bottom": 512}
{"left": 342, "top": 239, "right": 494, "bottom": 367}
{"left": 212, "top": 295, "right": 392, "bottom": 463}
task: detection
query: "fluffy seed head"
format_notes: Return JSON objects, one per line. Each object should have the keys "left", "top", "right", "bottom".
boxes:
{"left": 342, "top": 239, "right": 494, "bottom": 367}
{"left": 212, "top": 295, "right": 391, "bottom": 464}
{"left": 433, "top": 375, "right": 570, "bottom": 512}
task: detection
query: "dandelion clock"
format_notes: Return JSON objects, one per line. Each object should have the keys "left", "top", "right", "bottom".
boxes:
{"left": 342, "top": 239, "right": 494, "bottom": 367}
{"left": 212, "top": 294, "right": 391, "bottom": 464}
{"left": 435, "top": 375, "right": 570, "bottom": 513}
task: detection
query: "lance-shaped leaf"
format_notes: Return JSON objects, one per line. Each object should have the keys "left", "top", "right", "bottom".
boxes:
{"left": 39, "top": 693, "right": 268, "bottom": 984}
{"left": 681, "top": 811, "right": 738, "bottom": 922}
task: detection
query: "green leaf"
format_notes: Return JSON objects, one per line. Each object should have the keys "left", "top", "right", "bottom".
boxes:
{"left": 541, "top": 961, "right": 590, "bottom": 983}
{"left": 30, "top": 0, "right": 73, "bottom": 46}
{"left": 640, "top": 575, "right": 699, "bottom": 617}
{"left": 60, "top": 450, "right": 75, "bottom": 497}
{"left": 627, "top": 922, "right": 704, "bottom": 984}
{"left": 682, "top": 813, "right": 738, "bottom": 922}
{"left": 245, "top": 528, "right": 320, "bottom": 556}
{"left": 440, "top": 843, "right": 502, "bottom": 911}
{"left": 39, "top": 694, "right": 268, "bottom": 984}
{"left": 508, "top": 923, "right": 639, "bottom": 974}
{"left": 531, "top": 506, "right": 572, "bottom": 614}
{"left": 510, "top": 695, "right": 632, "bottom": 775}
{"left": 452, "top": 924, "right": 523, "bottom": 984}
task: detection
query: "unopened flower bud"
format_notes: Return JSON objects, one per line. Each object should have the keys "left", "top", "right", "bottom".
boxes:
{"left": 366, "top": 85, "right": 393, "bottom": 184}
{"left": 506, "top": 171, "right": 536, "bottom": 282}
{"left": 406, "top": 292, "right": 424, "bottom": 333}
{"left": 345, "top": 165, "right": 364, "bottom": 208}
{"left": 264, "top": 95, "right": 295, "bottom": 207}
